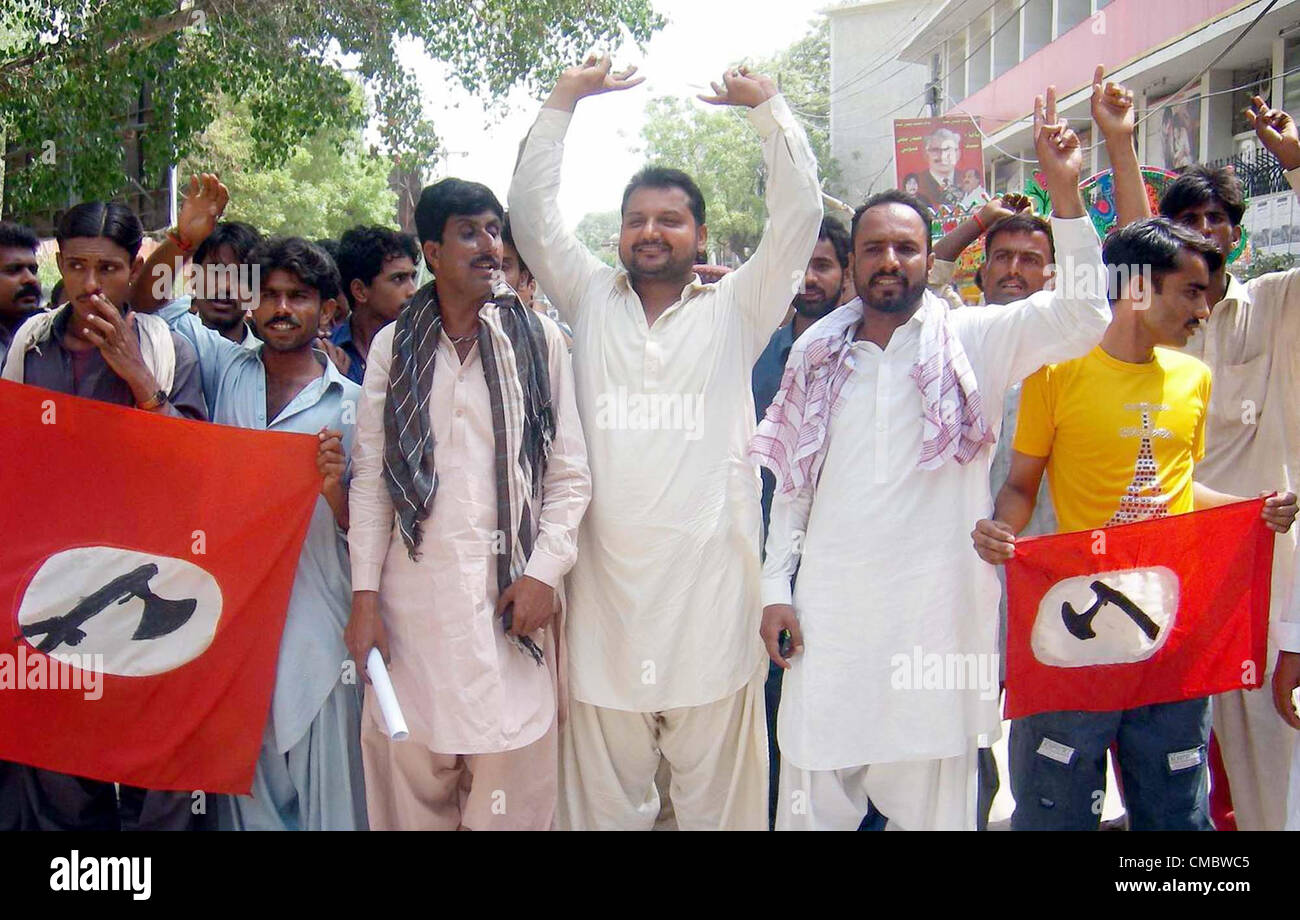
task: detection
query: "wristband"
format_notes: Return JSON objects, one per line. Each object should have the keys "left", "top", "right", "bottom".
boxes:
{"left": 972, "top": 212, "right": 987, "bottom": 234}
{"left": 166, "top": 228, "right": 195, "bottom": 255}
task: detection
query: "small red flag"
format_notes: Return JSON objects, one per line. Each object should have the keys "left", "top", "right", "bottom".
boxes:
{"left": 0, "top": 381, "right": 319, "bottom": 794}
{"left": 1005, "top": 499, "right": 1274, "bottom": 720}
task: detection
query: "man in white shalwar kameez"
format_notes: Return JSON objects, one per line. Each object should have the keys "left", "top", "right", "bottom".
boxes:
{"left": 756, "top": 90, "right": 1108, "bottom": 830}
{"left": 508, "top": 56, "right": 823, "bottom": 830}
{"left": 1157, "top": 95, "right": 1300, "bottom": 831}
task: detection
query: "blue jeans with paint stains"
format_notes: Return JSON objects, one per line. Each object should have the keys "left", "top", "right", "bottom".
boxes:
{"left": 1009, "top": 697, "right": 1213, "bottom": 831}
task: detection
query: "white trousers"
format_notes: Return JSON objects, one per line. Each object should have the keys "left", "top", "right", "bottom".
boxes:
{"left": 1213, "top": 687, "right": 1294, "bottom": 831}
{"left": 775, "top": 741, "right": 978, "bottom": 831}
{"left": 557, "top": 667, "right": 768, "bottom": 830}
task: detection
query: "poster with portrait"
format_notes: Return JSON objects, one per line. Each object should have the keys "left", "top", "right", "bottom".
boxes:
{"left": 1146, "top": 90, "right": 1202, "bottom": 171}
{"left": 894, "top": 115, "right": 987, "bottom": 217}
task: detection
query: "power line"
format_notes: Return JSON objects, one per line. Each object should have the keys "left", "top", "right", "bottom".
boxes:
{"left": 827, "top": 0, "right": 955, "bottom": 101}
{"left": 949, "top": 0, "right": 1282, "bottom": 164}
{"left": 831, "top": 0, "right": 1031, "bottom": 131}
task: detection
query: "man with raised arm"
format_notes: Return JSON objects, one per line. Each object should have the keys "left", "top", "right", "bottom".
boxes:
{"left": 508, "top": 56, "right": 823, "bottom": 830}
{"left": 755, "top": 87, "right": 1109, "bottom": 831}
{"left": 1157, "top": 95, "right": 1300, "bottom": 831}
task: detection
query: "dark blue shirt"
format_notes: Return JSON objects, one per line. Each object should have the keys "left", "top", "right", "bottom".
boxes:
{"left": 329, "top": 320, "right": 367, "bottom": 385}
{"left": 751, "top": 321, "right": 796, "bottom": 536}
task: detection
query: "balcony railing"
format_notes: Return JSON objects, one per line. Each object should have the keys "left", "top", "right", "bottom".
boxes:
{"left": 1205, "top": 149, "right": 1289, "bottom": 198}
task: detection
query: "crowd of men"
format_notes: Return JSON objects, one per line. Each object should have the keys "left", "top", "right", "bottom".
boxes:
{"left": 2, "top": 56, "right": 1300, "bottom": 831}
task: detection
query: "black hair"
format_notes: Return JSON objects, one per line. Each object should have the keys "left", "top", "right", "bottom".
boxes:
{"left": 901, "top": 172, "right": 920, "bottom": 187}
{"left": 621, "top": 166, "right": 706, "bottom": 226}
{"left": 984, "top": 212, "right": 1055, "bottom": 260}
{"left": 1101, "top": 217, "right": 1223, "bottom": 301}
{"left": 414, "top": 178, "right": 504, "bottom": 246}
{"left": 336, "top": 226, "right": 420, "bottom": 306}
{"left": 818, "top": 216, "right": 850, "bottom": 269}
{"left": 501, "top": 214, "right": 530, "bottom": 277}
{"left": 1158, "top": 165, "right": 1246, "bottom": 227}
{"left": 249, "top": 237, "right": 341, "bottom": 302}
{"left": 55, "top": 202, "right": 143, "bottom": 261}
{"left": 193, "top": 220, "right": 263, "bottom": 266}
{"left": 0, "top": 221, "right": 39, "bottom": 251}
{"left": 851, "top": 190, "right": 934, "bottom": 253}
{"left": 314, "top": 238, "right": 341, "bottom": 265}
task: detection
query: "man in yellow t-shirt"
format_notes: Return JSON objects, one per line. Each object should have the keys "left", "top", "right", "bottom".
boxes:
{"left": 972, "top": 218, "right": 1298, "bottom": 830}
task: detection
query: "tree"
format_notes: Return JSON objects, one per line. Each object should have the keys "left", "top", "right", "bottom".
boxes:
{"left": 180, "top": 86, "right": 396, "bottom": 238}
{"left": 0, "top": 0, "right": 665, "bottom": 217}
{"left": 575, "top": 209, "right": 621, "bottom": 266}
{"left": 639, "top": 19, "right": 836, "bottom": 260}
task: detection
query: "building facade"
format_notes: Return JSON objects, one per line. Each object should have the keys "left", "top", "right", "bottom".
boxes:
{"left": 832, "top": 0, "right": 1300, "bottom": 255}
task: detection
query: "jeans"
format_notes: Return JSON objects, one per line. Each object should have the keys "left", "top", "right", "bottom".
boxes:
{"left": 1010, "top": 697, "right": 1213, "bottom": 831}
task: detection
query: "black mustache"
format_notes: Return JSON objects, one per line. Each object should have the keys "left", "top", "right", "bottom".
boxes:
{"left": 16, "top": 283, "right": 40, "bottom": 300}
{"left": 869, "top": 272, "right": 907, "bottom": 284}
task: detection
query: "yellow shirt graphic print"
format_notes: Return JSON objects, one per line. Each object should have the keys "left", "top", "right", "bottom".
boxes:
{"left": 1109, "top": 400, "right": 1172, "bottom": 526}
{"left": 1014, "top": 346, "right": 1212, "bottom": 535}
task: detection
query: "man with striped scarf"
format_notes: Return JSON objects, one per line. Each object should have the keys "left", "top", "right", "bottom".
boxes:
{"left": 345, "top": 178, "right": 591, "bottom": 830}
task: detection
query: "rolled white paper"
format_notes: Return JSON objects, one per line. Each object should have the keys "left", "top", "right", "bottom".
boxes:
{"left": 366, "top": 648, "right": 409, "bottom": 741}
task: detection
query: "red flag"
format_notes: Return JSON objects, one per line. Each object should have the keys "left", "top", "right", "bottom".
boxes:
{"left": 1005, "top": 499, "right": 1274, "bottom": 720}
{"left": 0, "top": 381, "right": 319, "bottom": 794}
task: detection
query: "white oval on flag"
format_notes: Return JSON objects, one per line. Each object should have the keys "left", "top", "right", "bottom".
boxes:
{"left": 17, "top": 546, "right": 223, "bottom": 677}
{"left": 1031, "top": 566, "right": 1178, "bottom": 668}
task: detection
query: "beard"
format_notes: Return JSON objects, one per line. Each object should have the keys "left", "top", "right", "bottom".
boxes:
{"left": 858, "top": 271, "right": 925, "bottom": 314}
{"left": 623, "top": 243, "right": 694, "bottom": 283}
{"left": 791, "top": 285, "right": 842, "bottom": 320}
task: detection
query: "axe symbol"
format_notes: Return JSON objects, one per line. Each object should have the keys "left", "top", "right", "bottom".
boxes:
{"left": 1061, "top": 579, "right": 1160, "bottom": 642}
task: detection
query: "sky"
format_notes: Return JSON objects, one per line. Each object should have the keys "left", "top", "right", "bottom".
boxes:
{"left": 405, "top": 0, "right": 832, "bottom": 227}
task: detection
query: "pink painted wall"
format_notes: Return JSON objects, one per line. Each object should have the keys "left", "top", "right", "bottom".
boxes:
{"left": 956, "top": 0, "right": 1245, "bottom": 130}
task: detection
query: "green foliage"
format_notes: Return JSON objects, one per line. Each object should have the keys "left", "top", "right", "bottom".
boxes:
{"left": 575, "top": 208, "right": 621, "bottom": 266}
{"left": 1232, "top": 250, "right": 1296, "bottom": 281}
{"left": 180, "top": 86, "right": 396, "bottom": 238}
{"left": 0, "top": 0, "right": 665, "bottom": 216}
{"left": 639, "top": 19, "right": 836, "bottom": 259}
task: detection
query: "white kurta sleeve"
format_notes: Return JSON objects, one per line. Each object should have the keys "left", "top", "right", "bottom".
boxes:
{"left": 761, "top": 485, "right": 815, "bottom": 607}
{"left": 961, "top": 215, "right": 1110, "bottom": 392}
{"left": 347, "top": 325, "right": 397, "bottom": 592}
{"left": 716, "top": 95, "right": 824, "bottom": 363}
{"left": 507, "top": 108, "right": 614, "bottom": 329}
{"left": 524, "top": 317, "right": 592, "bottom": 588}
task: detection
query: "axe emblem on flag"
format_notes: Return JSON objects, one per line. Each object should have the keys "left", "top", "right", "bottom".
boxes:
{"left": 1061, "top": 580, "right": 1161, "bottom": 642}
{"left": 20, "top": 563, "right": 198, "bottom": 654}
{"left": 16, "top": 546, "right": 224, "bottom": 678}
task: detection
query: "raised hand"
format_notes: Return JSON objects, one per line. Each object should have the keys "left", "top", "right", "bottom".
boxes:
{"left": 175, "top": 173, "right": 229, "bottom": 252}
{"left": 546, "top": 54, "right": 645, "bottom": 112}
{"left": 1246, "top": 95, "right": 1300, "bottom": 171}
{"left": 698, "top": 65, "right": 777, "bottom": 109}
{"left": 1091, "top": 65, "right": 1136, "bottom": 141}
{"left": 1033, "top": 86, "right": 1085, "bottom": 218}
{"left": 977, "top": 193, "right": 1031, "bottom": 229}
